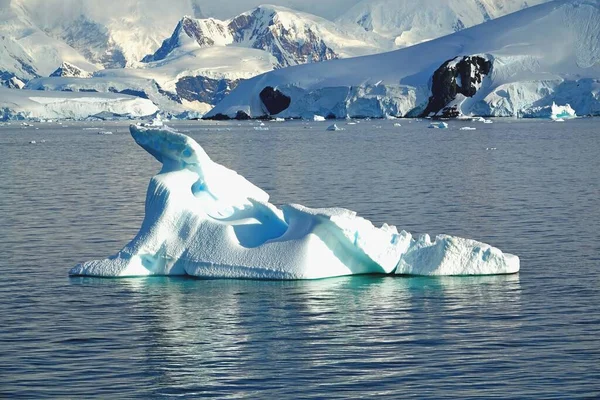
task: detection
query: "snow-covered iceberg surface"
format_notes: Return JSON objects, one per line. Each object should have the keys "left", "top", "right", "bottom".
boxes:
{"left": 70, "top": 125, "right": 519, "bottom": 279}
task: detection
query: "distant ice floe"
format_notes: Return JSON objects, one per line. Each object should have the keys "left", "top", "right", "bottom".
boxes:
{"left": 326, "top": 123, "right": 343, "bottom": 131}
{"left": 428, "top": 121, "right": 448, "bottom": 129}
{"left": 70, "top": 125, "right": 519, "bottom": 279}
{"left": 460, "top": 126, "right": 477, "bottom": 131}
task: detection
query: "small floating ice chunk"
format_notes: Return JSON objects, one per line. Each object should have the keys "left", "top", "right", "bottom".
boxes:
{"left": 394, "top": 123, "right": 402, "bottom": 127}
{"left": 313, "top": 115, "right": 326, "bottom": 122}
{"left": 29, "top": 140, "right": 36, "bottom": 144}
{"left": 460, "top": 126, "right": 477, "bottom": 130}
{"left": 97, "top": 130, "right": 113, "bottom": 135}
{"left": 550, "top": 103, "right": 576, "bottom": 120}
{"left": 472, "top": 117, "right": 486, "bottom": 122}
{"left": 327, "top": 123, "right": 344, "bottom": 131}
{"left": 428, "top": 122, "right": 448, "bottom": 129}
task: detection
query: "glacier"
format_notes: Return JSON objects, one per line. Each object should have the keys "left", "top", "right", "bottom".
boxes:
{"left": 0, "top": 87, "right": 158, "bottom": 121}
{"left": 206, "top": 0, "right": 600, "bottom": 120}
{"left": 70, "top": 124, "right": 519, "bottom": 279}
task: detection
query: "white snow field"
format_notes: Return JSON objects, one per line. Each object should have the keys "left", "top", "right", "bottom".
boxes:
{"left": 70, "top": 124, "right": 519, "bottom": 279}
{"left": 337, "top": 0, "right": 547, "bottom": 48}
{"left": 207, "top": 0, "right": 600, "bottom": 120}
{"left": 0, "top": 88, "right": 158, "bottom": 120}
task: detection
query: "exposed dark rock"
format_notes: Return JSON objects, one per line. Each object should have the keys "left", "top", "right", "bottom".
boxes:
{"left": 235, "top": 111, "right": 251, "bottom": 120}
{"left": 155, "top": 82, "right": 181, "bottom": 103}
{"left": 144, "top": 7, "right": 338, "bottom": 68}
{"left": 50, "top": 62, "right": 90, "bottom": 78}
{"left": 259, "top": 86, "right": 291, "bottom": 115}
{"left": 79, "top": 88, "right": 98, "bottom": 93}
{"left": 203, "top": 111, "right": 255, "bottom": 121}
{"left": 0, "top": 73, "right": 26, "bottom": 89}
{"left": 108, "top": 87, "right": 149, "bottom": 99}
{"left": 206, "top": 113, "right": 231, "bottom": 121}
{"left": 420, "top": 55, "right": 492, "bottom": 118}
{"left": 58, "top": 16, "right": 126, "bottom": 68}
{"left": 176, "top": 76, "right": 240, "bottom": 105}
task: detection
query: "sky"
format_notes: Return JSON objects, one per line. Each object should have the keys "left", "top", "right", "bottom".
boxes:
{"left": 190, "top": 0, "right": 364, "bottom": 20}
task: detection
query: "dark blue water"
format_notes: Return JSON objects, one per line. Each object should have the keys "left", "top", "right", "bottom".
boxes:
{"left": 1, "top": 119, "right": 599, "bottom": 398}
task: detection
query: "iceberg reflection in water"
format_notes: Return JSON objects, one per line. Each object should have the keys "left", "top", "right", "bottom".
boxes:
{"left": 70, "top": 124, "right": 519, "bottom": 279}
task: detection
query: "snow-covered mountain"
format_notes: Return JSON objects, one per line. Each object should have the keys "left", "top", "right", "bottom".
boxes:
{"left": 206, "top": 0, "right": 600, "bottom": 120}
{"left": 0, "top": 0, "right": 99, "bottom": 84}
{"left": 20, "top": 5, "right": 391, "bottom": 114}
{"left": 9, "top": 0, "right": 207, "bottom": 68}
{"left": 337, "top": 0, "right": 549, "bottom": 48}
{"left": 49, "top": 62, "right": 92, "bottom": 78}
{"left": 143, "top": 5, "right": 390, "bottom": 67}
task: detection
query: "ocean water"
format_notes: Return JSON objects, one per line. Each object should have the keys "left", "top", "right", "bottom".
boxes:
{"left": 0, "top": 118, "right": 598, "bottom": 398}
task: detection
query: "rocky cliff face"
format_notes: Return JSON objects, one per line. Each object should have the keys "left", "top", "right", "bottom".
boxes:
{"left": 259, "top": 86, "right": 291, "bottom": 115}
{"left": 49, "top": 62, "right": 91, "bottom": 78}
{"left": 421, "top": 55, "right": 492, "bottom": 118}
{"left": 175, "top": 76, "right": 239, "bottom": 105}
{"left": 142, "top": 6, "right": 339, "bottom": 68}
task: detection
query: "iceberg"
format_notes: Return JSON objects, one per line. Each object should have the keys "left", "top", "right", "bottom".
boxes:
{"left": 326, "top": 123, "right": 343, "bottom": 131}
{"left": 69, "top": 125, "right": 519, "bottom": 279}
{"left": 522, "top": 102, "right": 577, "bottom": 120}
{"left": 428, "top": 122, "right": 448, "bottom": 129}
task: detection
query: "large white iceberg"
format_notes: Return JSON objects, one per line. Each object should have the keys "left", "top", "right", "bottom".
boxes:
{"left": 70, "top": 125, "right": 519, "bottom": 279}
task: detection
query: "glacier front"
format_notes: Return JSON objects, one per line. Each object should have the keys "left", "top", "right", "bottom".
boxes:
{"left": 70, "top": 125, "right": 519, "bottom": 279}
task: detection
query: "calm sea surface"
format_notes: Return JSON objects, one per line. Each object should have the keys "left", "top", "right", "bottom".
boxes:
{"left": 0, "top": 118, "right": 598, "bottom": 398}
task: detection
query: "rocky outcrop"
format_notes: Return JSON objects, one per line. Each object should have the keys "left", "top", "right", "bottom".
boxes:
{"left": 2, "top": 75, "right": 25, "bottom": 89}
{"left": 204, "top": 110, "right": 254, "bottom": 121}
{"left": 421, "top": 56, "right": 492, "bottom": 118}
{"left": 143, "top": 7, "right": 338, "bottom": 68}
{"left": 259, "top": 86, "right": 291, "bottom": 115}
{"left": 175, "top": 76, "right": 240, "bottom": 105}
{"left": 230, "top": 8, "right": 337, "bottom": 67}
{"left": 50, "top": 62, "right": 91, "bottom": 78}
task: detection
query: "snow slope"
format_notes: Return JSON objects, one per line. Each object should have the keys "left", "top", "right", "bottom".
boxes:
{"left": 337, "top": 0, "right": 548, "bottom": 48}
{"left": 10, "top": 0, "right": 207, "bottom": 68}
{"left": 0, "top": 87, "right": 158, "bottom": 121}
{"left": 70, "top": 124, "right": 519, "bottom": 279}
{"left": 0, "top": 1, "right": 99, "bottom": 83}
{"left": 207, "top": 0, "right": 600, "bottom": 119}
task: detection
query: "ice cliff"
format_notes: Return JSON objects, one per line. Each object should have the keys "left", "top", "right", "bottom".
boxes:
{"left": 70, "top": 125, "right": 519, "bottom": 279}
